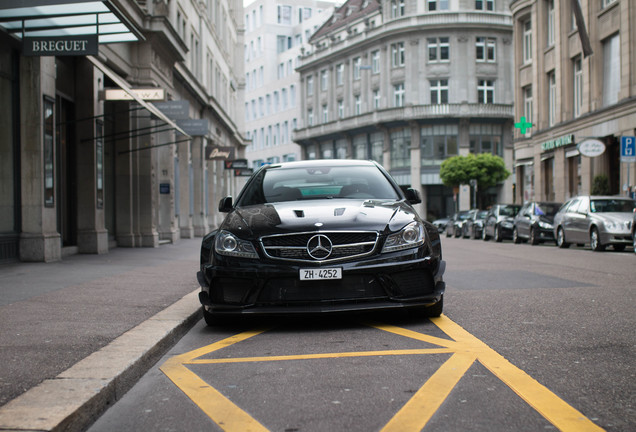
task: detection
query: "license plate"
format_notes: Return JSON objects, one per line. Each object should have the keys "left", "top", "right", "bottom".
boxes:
{"left": 299, "top": 268, "right": 342, "bottom": 281}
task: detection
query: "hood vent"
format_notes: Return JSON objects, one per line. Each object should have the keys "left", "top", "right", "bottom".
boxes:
{"left": 334, "top": 207, "right": 346, "bottom": 217}
{"left": 294, "top": 210, "right": 304, "bottom": 218}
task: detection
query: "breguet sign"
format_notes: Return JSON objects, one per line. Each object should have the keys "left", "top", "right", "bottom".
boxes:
{"left": 24, "top": 35, "right": 98, "bottom": 56}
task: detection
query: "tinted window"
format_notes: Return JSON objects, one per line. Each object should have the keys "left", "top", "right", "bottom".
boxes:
{"left": 535, "top": 203, "right": 560, "bottom": 216}
{"left": 590, "top": 199, "right": 636, "bottom": 213}
{"left": 499, "top": 205, "right": 521, "bottom": 216}
{"left": 238, "top": 165, "right": 401, "bottom": 206}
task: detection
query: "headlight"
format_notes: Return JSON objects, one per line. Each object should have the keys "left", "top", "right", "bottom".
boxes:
{"left": 382, "top": 221, "right": 425, "bottom": 253}
{"left": 603, "top": 221, "right": 621, "bottom": 232}
{"left": 215, "top": 231, "right": 259, "bottom": 258}
{"left": 501, "top": 221, "right": 513, "bottom": 228}
{"left": 538, "top": 221, "right": 553, "bottom": 229}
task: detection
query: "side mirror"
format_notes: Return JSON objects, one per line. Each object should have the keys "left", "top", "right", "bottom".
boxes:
{"left": 404, "top": 188, "right": 422, "bottom": 204}
{"left": 218, "top": 196, "right": 233, "bottom": 213}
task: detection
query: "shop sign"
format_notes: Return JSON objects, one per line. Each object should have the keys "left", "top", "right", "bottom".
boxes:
{"left": 153, "top": 100, "right": 189, "bottom": 120}
{"left": 176, "top": 119, "right": 208, "bottom": 136}
{"left": 103, "top": 88, "right": 165, "bottom": 101}
{"left": 577, "top": 139, "right": 606, "bottom": 158}
{"left": 234, "top": 168, "right": 254, "bottom": 177}
{"left": 541, "top": 134, "right": 574, "bottom": 152}
{"left": 24, "top": 35, "right": 98, "bottom": 56}
{"left": 225, "top": 159, "right": 248, "bottom": 169}
{"left": 205, "top": 146, "right": 234, "bottom": 160}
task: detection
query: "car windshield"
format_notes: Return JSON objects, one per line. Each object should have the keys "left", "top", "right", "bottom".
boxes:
{"left": 499, "top": 205, "right": 521, "bottom": 216}
{"left": 534, "top": 203, "right": 560, "bottom": 216}
{"left": 589, "top": 199, "right": 636, "bottom": 213}
{"left": 476, "top": 210, "right": 488, "bottom": 219}
{"left": 457, "top": 212, "right": 472, "bottom": 220}
{"left": 237, "top": 165, "right": 401, "bottom": 206}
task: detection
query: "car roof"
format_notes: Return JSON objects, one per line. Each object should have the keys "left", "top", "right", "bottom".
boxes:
{"left": 262, "top": 159, "right": 379, "bottom": 170}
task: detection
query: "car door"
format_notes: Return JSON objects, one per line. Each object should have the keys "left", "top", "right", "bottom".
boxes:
{"left": 559, "top": 198, "right": 580, "bottom": 241}
{"left": 570, "top": 196, "right": 590, "bottom": 243}
{"left": 517, "top": 203, "right": 531, "bottom": 238}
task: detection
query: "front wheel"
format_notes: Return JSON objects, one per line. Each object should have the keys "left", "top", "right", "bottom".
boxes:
{"left": 633, "top": 233, "right": 636, "bottom": 254}
{"left": 556, "top": 227, "right": 570, "bottom": 248}
{"left": 512, "top": 227, "right": 521, "bottom": 244}
{"left": 590, "top": 227, "right": 605, "bottom": 252}
{"left": 529, "top": 227, "right": 539, "bottom": 245}
{"left": 482, "top": 226, "right": 490, "bottom": 241}
{"left": 494, "top": 225, "right": 503, "bottom": 242}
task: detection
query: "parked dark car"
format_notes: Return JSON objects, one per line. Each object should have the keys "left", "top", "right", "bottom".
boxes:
{"left": 512, "top": 201, "right": 562, "bottom": 245}
{"left": 445, "top": 210, "right": 473, "bottom": 238}
{"left": 197, "top": 159, "right": 446, "bottom": 325}
{"left": 553, "top": 195, "right": 636, "bottom": 251}
{"left": 482, "top": 204, "right": 522, "bottom": 242}
{"left": 464, "top": 209, "right": 488, "bottom": 239}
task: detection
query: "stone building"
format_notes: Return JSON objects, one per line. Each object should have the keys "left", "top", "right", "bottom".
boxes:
{"left": 0, "top": 0, "right": 245, "bottom": 262}
{"left": 294, "top": 0, "right": 515, "bottom": 220}
{"left": 510, "top": 0, "right": 636, "bottom": 202}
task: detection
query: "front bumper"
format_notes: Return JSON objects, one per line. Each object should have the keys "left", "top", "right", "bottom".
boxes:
{"left": 198, "top": 248, "right": 445, "bottom": 315}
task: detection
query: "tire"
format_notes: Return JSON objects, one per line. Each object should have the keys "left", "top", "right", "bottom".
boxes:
{"left": 512, "top": 227, "right": 521, "bottom": 244}
{"left": 556, "top": 227, "right": 570, "bottom": 248}
{"left": 202, "top": 306, "right": 227, "bottom": 326}
{"left": 633, "top": 233, "right": 636, "bottom": 254}
{"left": 494, "top": 225, "right": 503, "bottom": 242}
{"left": 590, "top": 227, "right": 605, "bottom": 252}
{"left": 482, "top": 226, "right": 490, "bottom": 241}
{"left": 529, "top": 227, "right": 539, "bottom": 245}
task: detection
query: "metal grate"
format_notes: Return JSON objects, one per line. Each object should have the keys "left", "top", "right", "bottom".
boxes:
{"left": 260, "top": 231, "right": 378, "bottom": 263}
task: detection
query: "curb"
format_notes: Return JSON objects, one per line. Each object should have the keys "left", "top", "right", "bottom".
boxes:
{"left": 0, "top": 290, "right": 201, "bottom": 432}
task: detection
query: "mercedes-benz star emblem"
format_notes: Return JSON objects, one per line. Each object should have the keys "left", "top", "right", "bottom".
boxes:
{"left": 307, "top": 234, "right": 333, "bottom": 260}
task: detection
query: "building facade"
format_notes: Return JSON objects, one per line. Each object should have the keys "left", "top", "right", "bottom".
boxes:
{"left": 510, "top": 0, "right": 636, "bottom": 203}
{"left": 294, "top": 0, "right": 515, "bottom": 221}
{"left": 243, "top": 0, "right": 335, "bottom": 167}
{"left": 0, "top": 0, "right": 245, "bottom": 263}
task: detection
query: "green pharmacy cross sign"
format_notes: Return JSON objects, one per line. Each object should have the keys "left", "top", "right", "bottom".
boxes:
{"left": 514, "top": 117, "right": 533, "bottom": 134}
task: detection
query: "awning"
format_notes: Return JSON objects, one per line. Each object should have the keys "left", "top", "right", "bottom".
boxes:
{"left": 87, "top": 55, "right": 191, "bottom": 138}
{"left": 0, "top": 0, "right": 143, "bottom": 44}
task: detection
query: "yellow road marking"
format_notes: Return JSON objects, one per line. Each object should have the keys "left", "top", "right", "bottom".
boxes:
{"left": 161, "top": 317, "right": 605, "bottom": 432}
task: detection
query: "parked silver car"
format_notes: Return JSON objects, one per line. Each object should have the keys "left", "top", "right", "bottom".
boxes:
{"left": 553, "top": 195, "right": 636, "bottom": 251}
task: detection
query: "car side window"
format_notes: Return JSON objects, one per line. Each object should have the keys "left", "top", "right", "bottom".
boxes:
{"left": 565, "top": 198, "right": 580, "bottom": 213}
{"left": 577, "top": 197, "right": 589, "bottom": 214}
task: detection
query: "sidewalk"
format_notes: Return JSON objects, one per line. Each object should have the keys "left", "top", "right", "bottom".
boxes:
{"left": 0, "top": 238, "right": 203, "bottom": 431}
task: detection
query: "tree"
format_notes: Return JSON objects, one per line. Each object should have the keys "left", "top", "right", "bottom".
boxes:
{"left": 439, "top": 153, "right": 510, "bottom": 207}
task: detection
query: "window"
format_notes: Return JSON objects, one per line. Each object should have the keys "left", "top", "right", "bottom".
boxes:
{"left": 478, "top": 79, "right": 495, "bottom": 103}
{"left": 391, "top": 42, "right": 405, "bottom": 67}
{"left": 602, "top": 0, "right": 617, "bottom": 8}
{"left": 390, "top": 128, "right": 411, "bottom": 169}
{"left": 307, "top": 76, "right": 314, "bottom": 96}
{"left": 573, "top": 56, "right": 583, "bottom": 118}
{"left": 322, "top": 104, "right": 328, "bottom": 123}
{"left": 430, "top": 80, "right": 449, "bottom": 104}
{"left": 428, "top": 37, "right": 449, "bottom": 62}
{"left": 371, "top": 50, "right": 380, "bottom": 73}
{"left": 475, "top": 0, "right": 494, "bottom": 11}
{"left": 476, "top": 37, "right": 496, "bottom": 62}
{"left": 373, "top": 89, "right": 381, "bottom": 109}
{"left": 523, "top": 85, "right": 533, "bottom": 131}
{"left": 320, "top": 69, "right": 328, "bottom": 91}
{"left": 278, "top": 5, "right": 291, "bottom": 24}
{"left": 602, "top": 34, "right": 620, "bottom": 107}
{"left": 281, "top": 88, "right": 287, "bottom": 110}
{"left": 523, "top": 19, "right": 532, "bottom": 64}
{"left": 338, "top": 100, "right": 344, "bottom": 118}
{"left": 394, "top": 83, "right": 405, "bottom": 107}
{"left": 469, "top": 124, "right": 503, "bottom": 156}
{"left": 391, "top": 0, "right": 405, "bottom": 18}
{"left": 290, "top": 85, "right": 296, "bottom": 107}
{"left": 548, "top": 71, "right": 556, "bottom": 126}
{"left": 336, "top": 64, "right": 344, "bottom": 86}
{"left": 546, "top": 0, "right": 554, "bottom": 47}
{"left": 355, "top": 95, "right": 361, "bottom": 115}
{"left": 428, "top": 0, "right": 449, "bottom": 11}
{"left": 277, "top": 35, "right": 287, "bottom": 53}
{"left": 421, "top": 124, "right": 458, "bottom": 165}
{"left": 307, "top": 108, "right": 313, "bottom": 126}
{"left": 278, "top": 63, "right": 285, "bottom": 79}
{"left": 353, "top": 57, "right": 361, "bottom": 79}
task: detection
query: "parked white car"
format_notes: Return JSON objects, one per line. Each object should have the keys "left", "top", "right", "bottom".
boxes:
{"left": 553, "top": 195, "right": 636, "bottom": 252}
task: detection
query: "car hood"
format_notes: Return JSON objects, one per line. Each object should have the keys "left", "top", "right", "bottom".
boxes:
{"left": 221, "top": 199, "right": 418, "bottom": 238}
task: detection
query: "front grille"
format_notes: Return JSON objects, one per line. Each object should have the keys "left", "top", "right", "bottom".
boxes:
{"left": 258, "top": 275, "right": 385, "bottom": 304}
{"left": 260, "top": 231, "right": 378, "bottom": 263}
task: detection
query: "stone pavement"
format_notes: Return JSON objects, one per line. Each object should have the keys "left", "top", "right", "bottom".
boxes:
{"left": 0, "top": 238, "right": 203, "bottom": 431}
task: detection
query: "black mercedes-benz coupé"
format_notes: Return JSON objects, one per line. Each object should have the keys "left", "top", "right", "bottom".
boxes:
{"left": 197, "top": 159, "right": 445, "bottom": 325}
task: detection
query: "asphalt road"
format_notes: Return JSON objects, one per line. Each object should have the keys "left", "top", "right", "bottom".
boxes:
{"left": 88, "top": 236, "right": 635, "bottom": 432}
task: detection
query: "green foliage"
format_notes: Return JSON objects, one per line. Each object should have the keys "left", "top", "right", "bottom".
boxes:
{"left": 439, "top": 153, "right": 510, "bottom": 189}
{"left": 591, "top": 175, "right": 610, "bottom": 195}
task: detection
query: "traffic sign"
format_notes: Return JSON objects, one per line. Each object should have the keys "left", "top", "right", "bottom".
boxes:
{"left": 621, "top": 136, "right": 636, "bottom": 162}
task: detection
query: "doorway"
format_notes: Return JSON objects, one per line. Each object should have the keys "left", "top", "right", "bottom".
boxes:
{"left": 56, "top": 95, "right": 77, "bottom": 247}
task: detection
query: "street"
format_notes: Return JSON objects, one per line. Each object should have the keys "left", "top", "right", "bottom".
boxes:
{"left": 87, "top": 236, "right": 635, "bottom": 432}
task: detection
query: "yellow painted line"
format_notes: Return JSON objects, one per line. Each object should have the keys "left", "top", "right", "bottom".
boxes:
{"left": 186, "top": 348, "right": 453, "bottom": 365}
{"left": 160, "top": 329, "right": 270, "bottom": 432}
{"left": 161, "top": 318, "right": 604, "bottom": 432}
{"left": 429, "top": 316, "right": 605, "bottom": 432}
{"left": 381, "top": 352, "right": 476, "bottom": 432}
